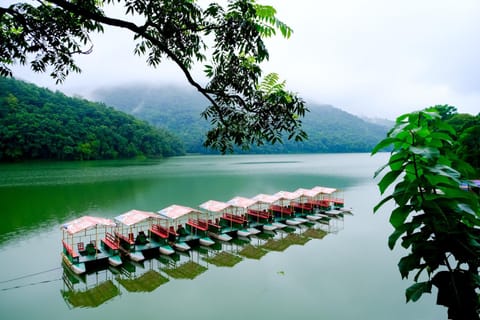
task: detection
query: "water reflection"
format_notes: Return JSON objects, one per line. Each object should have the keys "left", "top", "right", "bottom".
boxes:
{"left": 61, "top": 265, "right": 120, "bottom": 309}
{"left": 58, "top": 217, "right": 344, "bottom": 309}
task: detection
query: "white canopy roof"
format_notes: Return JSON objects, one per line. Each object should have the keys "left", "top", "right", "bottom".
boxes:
{"left": 312, "top": 186, "right": 337, "bottom": 194}
{"left": 115, "top": 209, "right": 160, "bottom": 226}
{"left": 62, "top": 215, "right": 116, "bottom": 235}
{"left": 199, "top": 200, "right": 232, "bottom": 213}
{"left": 273, "top": 190, "right": 301, "bottom": 201}
{"left": 227, "top": 196, "right": 257, "bottom": 208}
{"left": 157, "top": 204, "right": 201, "bottom": 220}
{"left": 251, "top": 193, "right": 278, "bottom": 204}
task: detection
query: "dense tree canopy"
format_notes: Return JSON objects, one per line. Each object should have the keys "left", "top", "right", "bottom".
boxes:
{"left": 0, "top": 77, "right": 184, "bottom": 161}
{"left": 0, "top": 0, "right": 308, "bottom": 153}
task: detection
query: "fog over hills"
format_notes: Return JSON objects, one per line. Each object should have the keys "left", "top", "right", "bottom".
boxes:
{"left": 92, "top": 84, "right": 389, "bottom": 154}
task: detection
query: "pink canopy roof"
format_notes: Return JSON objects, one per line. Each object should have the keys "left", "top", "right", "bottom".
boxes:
{"left": 115, "top": 209, "right": 160, "bottom": 226}
{"left": 294, "top": 188, "right": 321, "bottom": 198}
{"left": 199, "top": 200, "right": 232, "bottom": 213}
{"left": 62, "top": 215, "right": 116, "bottom": 235}
{"left": 312, "top": 186, "right": 337, "bottom": 194}
{"left": 251, "top": 193, "right": 278, "bottom": 204}
{"left": 273, "top": 190, "right": 301, "bottom": 201}
{"left": 157, "top": 204, "right": 201, "bottom": 220}
{"left": 227, "top": 196, "right": 256, "bottom": 208}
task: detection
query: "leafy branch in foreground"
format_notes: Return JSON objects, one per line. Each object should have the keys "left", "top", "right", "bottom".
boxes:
{"left": 372, "top": 106, "right": 480, "bottom": 320}
{"left": 0, "top": 0, "right": 308, "bottom": 153}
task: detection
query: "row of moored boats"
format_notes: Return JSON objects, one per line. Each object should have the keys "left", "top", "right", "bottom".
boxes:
{"left": 61, "top": 186, "right": 350, "bottom": 275}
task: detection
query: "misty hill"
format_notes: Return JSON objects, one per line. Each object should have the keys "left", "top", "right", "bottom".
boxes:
{"left": 92, "top": 84, "right": 389, "bottom": 153}
{"left": 0, "top": 77, "right": 184, "bottom": 161}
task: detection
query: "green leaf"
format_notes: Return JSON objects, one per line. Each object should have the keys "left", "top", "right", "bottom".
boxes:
{"left": 405, "top": 281, "right": 432, "bottom": 303}
{"left": 388, "top": 224, "right": 408, "bottom": 249}
{"left": 371, "top": 137, "right": 398, "bottom": 155}
{"left": 389, "top": 205, "right": 411, "bottom": 228}
{"left": 378, "top": 169, "right": 402, "bottom": 194}
{"left": 373, "top": 195, "right": 394, "bottom": 213}
{"left": 409, "top": 146, "right": 440, "bottom": 159}
{"left": 398, "top": 254, "right": 421, "bottom": 279}
{"left": 389, "top": 152, "right": 408, "bottom": 171}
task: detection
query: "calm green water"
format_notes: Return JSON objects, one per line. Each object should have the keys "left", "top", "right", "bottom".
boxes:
{"left": 0, "top": 154, "right": 444, "bottom": 319}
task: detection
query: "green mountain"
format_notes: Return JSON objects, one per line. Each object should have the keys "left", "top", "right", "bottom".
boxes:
{"left": 92, "top": 84, "right": 389, "bottom": 153}
{"left": 0, "top": 77, "right": 185, "bottom": 161}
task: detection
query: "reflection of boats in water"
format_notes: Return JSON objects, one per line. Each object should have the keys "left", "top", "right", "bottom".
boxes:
{"left": 61, "top": 264, "right": 120, "bottom": 309}
{"left": 116, "top": 259, "right": 169, "bottom": 292}
{"left": 159, "top": 250, "right": 208, "bottom": 280}
{"left": 61, "top": 216, "right": 122, "bottom": 275}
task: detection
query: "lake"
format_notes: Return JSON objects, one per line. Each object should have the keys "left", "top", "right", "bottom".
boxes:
{"left": 0, "top": 153, "right": 444, "bottom": 319}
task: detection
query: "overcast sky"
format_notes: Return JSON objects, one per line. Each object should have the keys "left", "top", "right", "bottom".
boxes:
{"left": 11, "top": 0, "right": 480, "bottom": 120}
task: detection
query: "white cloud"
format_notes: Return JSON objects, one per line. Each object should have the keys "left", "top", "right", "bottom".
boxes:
{"left": 10, "top": 0, "right": 480, "bottom": 119}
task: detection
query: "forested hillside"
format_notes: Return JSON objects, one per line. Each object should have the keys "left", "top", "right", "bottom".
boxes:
{"left": 93, "top": 84, "right": 390, "bottom": 153}
{"left": 0, "top": 78, "right": 185, "bottom": 161}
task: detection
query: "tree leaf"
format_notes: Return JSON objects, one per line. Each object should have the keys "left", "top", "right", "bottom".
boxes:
{"left": 373, "top": 195, "right": 394, "bottom": 213}
{"left": 378, "top": 169, "right": 402, "bottom": 194}
{"left": 398, "top": 254, "right": 421, "bottom": 279}
{"left": 405, "top": 281, "right": 432, "bottom": 303}
{"left": 371, "top": 137, "right": 397, "bottom": 155}
{"left": 389, "top": 205, "right": 411, "bottom": 228}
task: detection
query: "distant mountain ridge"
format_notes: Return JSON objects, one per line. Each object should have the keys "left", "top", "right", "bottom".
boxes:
{"left": 92, "top": 84, "right": 389, "bottom": 154}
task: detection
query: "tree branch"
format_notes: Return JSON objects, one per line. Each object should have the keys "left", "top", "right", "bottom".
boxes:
{"left": 46, "top": 0, "right": 225, "bottom": 122}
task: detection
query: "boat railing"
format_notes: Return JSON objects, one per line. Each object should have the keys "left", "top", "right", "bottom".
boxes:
{"left": 221, "top": 213, "right": 247, "bottom": 224}
{"left": 150, "top": 224, "right": 169, "bottom": 238}
{"left": 247, "top": 209, "right": 271, "bottom": 219}
{"left": 307, "top": 199, "right": 331, "bottom": 208}
{"left": 115, "top": 231, "right": 134, "bottom": 245}
{"left": 187, "top": 218, "right": 208, "bottom": 231}
{"left": 290, "top": 202, "right": 314, "bottom": 211}
{"left": 269, "top": 205, "right": 294, "bottom": 215}
{"left": 102, "top": 232, "right": 119, "bottom": 250}
{"left": 62, "top": 240, "right": 79, "bottom": 262}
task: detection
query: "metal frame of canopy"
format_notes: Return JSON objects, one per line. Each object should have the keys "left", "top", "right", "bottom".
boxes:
{"left": 198, "top": 200, "right": 235, "bottom": 241}
{"left": 61, "top": 215, "right": 118, "bottom": 274}
{"left": 157, "top": 204, "right": 206, "bottom": 250}
{"left": 114, "top": 209, "right": 160, "bottom": 244}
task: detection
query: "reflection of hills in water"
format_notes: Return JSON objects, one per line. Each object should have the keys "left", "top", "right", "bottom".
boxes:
{"left": 59, "top": 217, "right": 346, "bottom": 308}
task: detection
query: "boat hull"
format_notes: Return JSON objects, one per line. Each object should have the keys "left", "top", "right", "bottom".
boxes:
{"left": 62, "top": 253, "right": 86, "bottom": 275}
{"left": 159, "top": 245, "right": 175, "bottom": 255}
{"left": 208, "top": 232, "right": 232, "bottom": 242}
{"left": 199, "top": 237, "right": 215, "bottom": 247}
{"left": 128, "top": 251, "right": 145, "bottom": 262}
{"left": 173, "top": 241, "right": 191, "bottom": 252}
{"left": 237, "top": 229, "right": 251, "bottom": 237}
{"left": 108, "top": 255, "right": 123, "bottom": 267}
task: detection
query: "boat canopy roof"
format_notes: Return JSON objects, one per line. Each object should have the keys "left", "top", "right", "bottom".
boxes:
{"left": 199, "top": 200, "right": 232, "bottom": 213}
{"left": 294, "top": 188, "right": 320, "bottom": 198}
{"left": 227, "top": 196, "right": 256, "bottom": 208}
{"left": 62, "top": 215, "right": 116, "bottom": 235}
{"left": 273, "top": 190, "right": 301, "bottom": 201}
{"left": 157, "top": 204, "right": 201, "bottom": 220}
{"left": 115, "top": 209, "right": 160, "bottom": 226}
{"left": 312, "top": 186, "right": 337, "bottom": 194}
{"left": 251, "top": 193, "right": 278, "bottom": 204}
